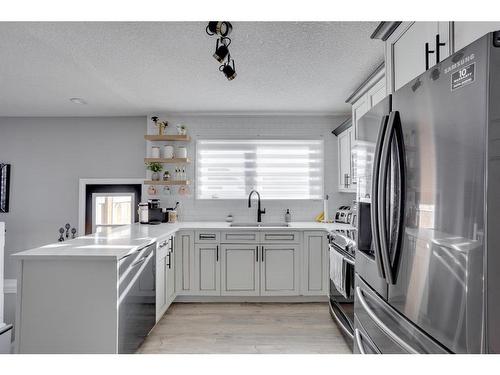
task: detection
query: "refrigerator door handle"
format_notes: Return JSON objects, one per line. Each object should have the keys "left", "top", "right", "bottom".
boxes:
{"left": 377, "top": 113, "right": 394, "bottom": 282}
{"left": 355, "top": 286, "right": 418, "bottom": 354}
{"left": 388, "top": 111, "right": 406, "bottom": 285}
{"left": 378, "top": 111, "right": 405, "bottom": 285}
{"left": 371, "top": 114, "right": 389, "bottom": 280}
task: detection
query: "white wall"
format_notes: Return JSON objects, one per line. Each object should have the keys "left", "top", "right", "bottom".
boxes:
{"left": 0, "top": 117, "right": 146, "bottom": 282}
{"left": 147, "top": 114, "right": 356, "bottom": 223}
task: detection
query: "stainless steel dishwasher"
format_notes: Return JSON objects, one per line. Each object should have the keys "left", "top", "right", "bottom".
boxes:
{"left": 117, "top": 243, "right": 156, "bottom": 354}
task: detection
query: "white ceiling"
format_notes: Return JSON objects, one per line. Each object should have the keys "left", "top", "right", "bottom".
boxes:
{"left": 0, "top": 22, "right": 383, "bottom": 117}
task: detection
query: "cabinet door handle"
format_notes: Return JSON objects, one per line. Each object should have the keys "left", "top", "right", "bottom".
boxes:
{"left": 425, "top": 42, "right": 435, "bottom": 70}
{"left": 167, "top": 251, "right": 171, "bottom": 269}
{"left": 256, "top": 246, "right": 259, "bottom": 262}
{"left": 261, "top": 246, "right": 264, "bottom": 262}
{"left": 216, "top": 245, "right": 219, "bottom": 262}
{"left": 435, "top": 34, "right": 446, "bottom": 64}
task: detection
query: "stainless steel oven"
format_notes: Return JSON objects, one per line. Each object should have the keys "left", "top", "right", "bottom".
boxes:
{"left": 328, "top": 229, "right": 356, "bottom": 349}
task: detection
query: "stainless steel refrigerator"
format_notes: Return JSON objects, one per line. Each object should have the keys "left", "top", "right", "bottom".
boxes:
{"left": 353, "top": 30, "right": 500, "bottom": 354}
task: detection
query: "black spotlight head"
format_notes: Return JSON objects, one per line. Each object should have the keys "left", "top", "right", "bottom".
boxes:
{"left": 206, "top": 21, "right": 218, "bottom": 35}
{"left": 217, "top": 22, "right": 232, "bottom": 37}
{"left": 220, "top": 59, "right": 237, "bottom": 81}
{"left": 206, "top": 21, "right": 232, "bottom": 37}
{"left": 213, "top": 38, "right": 230, "bottom": 63}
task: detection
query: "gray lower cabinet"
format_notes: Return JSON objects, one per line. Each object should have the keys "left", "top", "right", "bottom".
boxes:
{"left": 166, "top": 236, "right": 176, "bottom": 305}
{"left": 175, "top": 231, "right": 195, "bottom": 295}
{"left": 260, "top": 244, "right": 300, "bottom": 296}
{"left": 302, "top": 231, "right": 328, "bottom": 295}
{"left": 156, "top": 235, "right": 176, "bottom": 321}
{"left": 156, "top": 237, "right": 169, "bottom": 321}
{"left": 195, "top": 243, "right": 220, "bottom": 295}
{"left": 176, "top": 229, "right": 328, "bottom": 298}
{"left": 221, "top": 244, "right": 260, "bottom": 296}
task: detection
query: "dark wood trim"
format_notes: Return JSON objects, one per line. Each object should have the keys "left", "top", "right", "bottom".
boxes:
{"left": 332, "top": 118, "right": 352, "bottom": 136}
{"left": 370, "top": 22, "right": 402, "bottom": 41}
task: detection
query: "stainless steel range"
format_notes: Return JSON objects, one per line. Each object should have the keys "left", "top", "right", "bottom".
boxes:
{"left": 328, "top": 228, "right": 356, "bottom": 348}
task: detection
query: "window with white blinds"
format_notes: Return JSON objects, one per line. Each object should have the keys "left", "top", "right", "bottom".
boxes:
{"left": 196, "top": 139, "right": 324, "bottom": 200}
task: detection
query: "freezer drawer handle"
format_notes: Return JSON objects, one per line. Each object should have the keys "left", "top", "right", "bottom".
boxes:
{"left": 355, "top": 286, "right": 418, "bottom": 354}
{"left": 354, "top": 328, "right": 380, "bottom": 354}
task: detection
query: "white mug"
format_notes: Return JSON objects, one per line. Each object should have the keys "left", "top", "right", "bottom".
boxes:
{"left": 176, "top": 147, "right": 187, "bottom": 159}
{"left": 163, "top": 145, "right": 174, "bottom": 159}
{"left": 151, "top": 146, "right": 160, "bottom": 159}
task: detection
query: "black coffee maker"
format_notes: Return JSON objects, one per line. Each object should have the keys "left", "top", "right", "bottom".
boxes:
{"left": 147, "top": 199, "right": 163, "bottom": 225}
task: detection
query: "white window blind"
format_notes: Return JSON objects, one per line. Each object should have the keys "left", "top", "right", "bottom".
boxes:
{"left": 196, "top": 139, "right": 324, "bottom": 200}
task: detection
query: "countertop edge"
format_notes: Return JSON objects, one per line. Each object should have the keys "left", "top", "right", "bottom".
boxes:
{"left": 12, "top": 221, "right": 354, "bottom": 260}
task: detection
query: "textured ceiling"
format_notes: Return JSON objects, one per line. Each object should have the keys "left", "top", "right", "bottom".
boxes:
{"left": 0, "top": 22, "right": 383, "bottom": 116}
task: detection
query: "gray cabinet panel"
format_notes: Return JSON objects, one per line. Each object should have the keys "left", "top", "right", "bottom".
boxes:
{"left": 302, "top": 231, "right": 328, "bottom": 296}
{"left": 195, "top": 244, "right": 220, "bottom": 295}
{"left": 261, "top": 245, "right": 299, "bottom": 296}
{"left": 175, "top": 231, "right": 195, "bottom": 294}
{"left": 221, "top": 244, "right": 259, "bottom": 296}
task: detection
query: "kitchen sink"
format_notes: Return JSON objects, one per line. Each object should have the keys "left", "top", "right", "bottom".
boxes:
{"left": 230, "top": 222, "right": 290, "bottom": 227}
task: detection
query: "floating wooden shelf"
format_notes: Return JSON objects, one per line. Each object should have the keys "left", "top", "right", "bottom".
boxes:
{"left": 144, "top": 158, "right": 190, "bottom": 164}
{"left": 144, "top": 180, "right": 190, "bottom": 186}
{"left": 144, "top": 134, "right": 191, "bottom": 141}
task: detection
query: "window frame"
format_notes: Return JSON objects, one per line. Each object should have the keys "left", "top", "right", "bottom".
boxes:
{"left": 91, "top": 192, "right": 135, "bottom": 233}
{"left": 195, "top": 137, "right": 325, "bottom": 201}
{"left": 78, "top": 178, "right": 143, "bottom": 235}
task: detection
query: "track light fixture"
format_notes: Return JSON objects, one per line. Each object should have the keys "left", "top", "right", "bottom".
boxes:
{"left": 213, "top": 37, "right": 230, "bottom": 63}
{"left": 206, "top": 21, "right": 237, "bottom": 80}
{"left": 206, "top": 21, "right": 232, "bottom": 37}
{"left": 220, "top": 56, "right": 237, "bottom": 81}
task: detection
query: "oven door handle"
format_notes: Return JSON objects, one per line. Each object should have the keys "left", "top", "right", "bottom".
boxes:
{"left": 329, "top": 244, "right": 354, "bottom": 266}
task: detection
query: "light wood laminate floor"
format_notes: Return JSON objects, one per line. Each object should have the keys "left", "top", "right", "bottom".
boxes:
{"left": 138, "top": 302, "right": 352, "bottom": 354}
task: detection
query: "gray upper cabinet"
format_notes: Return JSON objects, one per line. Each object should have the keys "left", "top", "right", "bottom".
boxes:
{"left": 381, "top": 22, "right": 500, "bottom": 94}
{"left": 453, "top": 22, "right": 500, "bottom": 52}
{"left": 385, "top": 22, "right": 451, "bottom": 93}
{"left": 344, "top": 64, "right": 386, "bottom": 194}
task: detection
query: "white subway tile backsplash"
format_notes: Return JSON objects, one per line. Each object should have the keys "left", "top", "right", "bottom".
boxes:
{"left": 146, "top": 114, "right": 355, "bottom": 221}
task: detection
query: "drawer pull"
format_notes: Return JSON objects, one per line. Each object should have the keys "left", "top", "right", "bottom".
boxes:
{"left": 199, "top": 234, "right": 216, "bottom": 240}
{"left": 264, "top": 234, "right": 294, "bottom": 241}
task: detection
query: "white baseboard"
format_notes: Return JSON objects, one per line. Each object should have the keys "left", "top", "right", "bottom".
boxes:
{"left": 174, "top": 295, "right": 328, "bottom": 303}
{"left": 4, "top": 279, "right": 16, "bottom": 294}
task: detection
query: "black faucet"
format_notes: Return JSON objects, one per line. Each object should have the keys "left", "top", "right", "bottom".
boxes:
{"left": 248, "top": 190, "right": 266, "bottom": 223}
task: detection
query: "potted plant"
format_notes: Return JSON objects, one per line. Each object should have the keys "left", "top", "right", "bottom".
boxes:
{"left": 146, "top": 162, "right": 163, "bottom": 181}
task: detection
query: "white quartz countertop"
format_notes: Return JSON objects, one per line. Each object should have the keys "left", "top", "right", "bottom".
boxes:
{"left": 12, "top": 221, "right": 354, "bottom": 260}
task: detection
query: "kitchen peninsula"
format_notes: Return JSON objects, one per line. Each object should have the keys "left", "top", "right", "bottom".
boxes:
{"left": 12, "top": 221, "right": 351, "bottom": 353}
